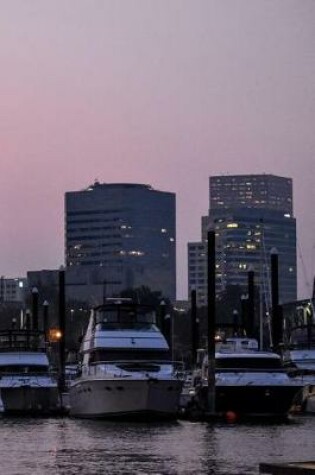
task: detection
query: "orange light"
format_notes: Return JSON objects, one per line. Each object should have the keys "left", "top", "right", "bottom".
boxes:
{"left": 48, "top": 328, "right": 63, "bottom": 342}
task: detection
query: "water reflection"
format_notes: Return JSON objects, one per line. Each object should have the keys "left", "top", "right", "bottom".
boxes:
{"left": 0, "top": 416, "right": 314, "bottom": 474}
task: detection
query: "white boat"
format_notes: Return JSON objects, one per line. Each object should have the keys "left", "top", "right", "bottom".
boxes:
{"left": 283, "top": 327, "right": 315, "bottom": 413}
{"left": 0, "top": 329, "right": 60, "bottom": 414}
{"left": 193, "top": 338, "right": 305, "bottom": 417}
{"left": 69, "top": 298, "right": 183, "bottom": 419}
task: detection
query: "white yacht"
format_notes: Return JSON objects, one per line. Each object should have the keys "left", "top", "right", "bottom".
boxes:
{"left": 193, "top": 338, "right": 305, "bottom": 417}
{"left": 69, "top": 299, "right": 183, "bottom": 419}
{"left": 0, "top": 328, "right": 60, "bottom": 414}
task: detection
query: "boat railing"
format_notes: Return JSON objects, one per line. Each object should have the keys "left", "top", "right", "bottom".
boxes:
{"left": 80, "top": 360, "right": 185, "bottom": 378}
{"left": 0, "top": 370, "right": 58, "bottom": 379}
{"left": 0, "top": 329, "right": 46, "bottom": 352}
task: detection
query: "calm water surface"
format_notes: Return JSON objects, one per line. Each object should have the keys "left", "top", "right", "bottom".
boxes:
{"left": 0, "top": 415, "right": 314, "bottom": 474}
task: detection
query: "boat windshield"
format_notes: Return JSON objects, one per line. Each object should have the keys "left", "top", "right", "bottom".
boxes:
{"left": 289, "top": 327, "right": 315, "bottom": 349}
{"left": 89, "top": 349, "right": 171, "bottom": 363}
{"left": 94, "top": 305, "right": 156, "bottom": 330}
{"left": 216, "top": 357, "right": 283, "bottom": 370}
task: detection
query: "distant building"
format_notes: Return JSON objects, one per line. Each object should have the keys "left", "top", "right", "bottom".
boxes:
{"left": 188, "top": 174, "right": 297, "bottom": 306}
{"left": 0, "top": 276, "right": 27, "bottom": 304}
{"left": 28, "top": 267, "right": 111, "bottom": 308}
{"left": 65, "top": 182, "right": 176, "bottom": 301}
{"left": 188, "top": 241, "right": 208, "bottom": 307}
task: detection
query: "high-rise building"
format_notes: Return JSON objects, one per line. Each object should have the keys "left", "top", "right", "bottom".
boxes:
{"left": 65, "top": 182, "right": 176, "bottom": 301}
{"left": 210, "top": 174, "right": 293, "bottom": 214}
{"left": 188, "top": 240, "right": 208, "bottom": 306}
{"left": 188, "top": 174, "right": 297, "bottom": 306}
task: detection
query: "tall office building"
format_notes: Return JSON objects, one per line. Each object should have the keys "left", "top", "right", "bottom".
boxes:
{"left": 65, "top": 182, "right": 176, "bottom": 301}
{"left": 188, "top": 174, "right": 297, "bottom": 306}
{"left": 210, "top": 174, "right": 293, "bottom": 214}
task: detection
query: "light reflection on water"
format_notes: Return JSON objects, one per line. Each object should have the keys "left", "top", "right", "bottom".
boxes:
{"left": 0, "top": 416, "right": 314, "bottom": 474}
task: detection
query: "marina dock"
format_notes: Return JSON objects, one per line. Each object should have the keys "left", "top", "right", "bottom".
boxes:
{"left": 260, "top": 462, "right": 315, "bottom": 474}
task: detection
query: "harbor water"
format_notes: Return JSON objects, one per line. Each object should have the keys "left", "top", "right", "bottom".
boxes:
{"left": 0, "top": 415, "right": 314, "bottom": 474}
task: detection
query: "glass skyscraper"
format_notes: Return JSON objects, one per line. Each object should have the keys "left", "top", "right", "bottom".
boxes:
{"left": 65, "top": 182, "right": 176, "bottom": 301}
{"left": 188, "top": 174, "right": 297, "bottom": 306}
{"left": 210, "top": 174, "right": 293, "bottom": 214}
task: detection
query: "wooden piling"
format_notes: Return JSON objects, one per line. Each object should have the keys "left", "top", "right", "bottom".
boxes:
{"left": 207, "top": 229, "right": 216, "bottom": 415}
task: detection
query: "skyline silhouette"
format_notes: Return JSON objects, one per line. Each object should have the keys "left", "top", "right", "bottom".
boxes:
{"left": 0, "top": 1, "right": 314, "bottom": 299}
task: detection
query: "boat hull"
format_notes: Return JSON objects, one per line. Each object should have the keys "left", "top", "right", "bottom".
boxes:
{"left": 69, "top": 377, "right": 183, "bottom": 419}
{"left": 196, "top": 383, "right": 304, "bottom": 416}
{"left": 0, "top": 386, "right": 60, "bottom": 414}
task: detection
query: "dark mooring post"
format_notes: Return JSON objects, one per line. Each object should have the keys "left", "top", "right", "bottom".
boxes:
{"left": 58, "top": 269, "right": 66, "bottom": 395}
{"left": 160, "top": 300, "right": 166, "bottom": 336}
{"left": 43, "top": 300, "right": 49, "bottom": 342}
{"left": 247, "top": 266, "right": 255, "bottom": 337}
{"left": 25, "top": 309, "right": 31, "bottom": 347}
{"left": 191, "top": 289, "right": 198, "bottom": 365}
{"left": 160, "top": 300, "right": 172, "bottom": 352}
{"left": 241, "top": 294, "right": 248, "bottom": 336}
{"left": 207, "top": 229, "right": 216, "bottom": 414}
{"left": 31, "top": 287, "right": 39, "bottom": 331}
{"left": 232, "top": 309, "right": 239, "bottom": 336}
{"left": 270, "top": 248, "right": 282, "bottom": 351}
{"left": 164, "top": 313, "right": 172, "bottom": 353}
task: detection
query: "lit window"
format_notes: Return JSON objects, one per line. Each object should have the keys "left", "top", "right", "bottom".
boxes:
{"left": 129, "top": 250, "right": 144, "bottom": 256}
{"left": 227, "top": 223, "right": 238, "bottom": 228}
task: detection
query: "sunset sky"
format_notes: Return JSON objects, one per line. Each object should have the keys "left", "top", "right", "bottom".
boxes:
{"left": 0, "top": 1, "right": 314, "bottom": 299}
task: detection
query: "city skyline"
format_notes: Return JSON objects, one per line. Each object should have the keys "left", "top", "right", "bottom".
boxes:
{"left": 1, "top": 1, "right": 314, "bottom": 299}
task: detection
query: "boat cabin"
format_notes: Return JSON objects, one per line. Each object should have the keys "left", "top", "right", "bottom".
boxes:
{"left": 0, "top": 329, "right": 46, "bottom": 352}
{"left": 93, "top": 300, "right": 157, "bottom": 331}
{"left": 0, "top": 330, "right": 50, "bottom": 375}
{"left": 82, "top": 299, "right": 172, "bottom": 367}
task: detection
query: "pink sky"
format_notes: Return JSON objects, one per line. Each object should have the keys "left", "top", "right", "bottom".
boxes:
{"left": 0, "top": 1, "right": 314, "bottom": 299}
